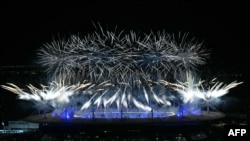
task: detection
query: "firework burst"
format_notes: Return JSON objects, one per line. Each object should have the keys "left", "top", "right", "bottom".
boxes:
{"left": 1, "top": 24, "right": 243, "bottom": 119}
{"left": 37, "top": 24, "right": 209, "bottom": 84}
{"left": 160, "top": 71, "right": 243, "bottom": 112}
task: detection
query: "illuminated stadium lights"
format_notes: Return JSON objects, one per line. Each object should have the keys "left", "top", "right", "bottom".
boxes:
{"left": 0, "top": 24, "right": 243, "bottom": 120}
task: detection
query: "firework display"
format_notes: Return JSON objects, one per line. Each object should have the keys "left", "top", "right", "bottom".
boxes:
{"left": 1, "top": 25, "right": 243, "bottom": 120}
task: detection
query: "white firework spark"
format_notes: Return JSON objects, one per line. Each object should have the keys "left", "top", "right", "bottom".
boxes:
{"left": 1, "top": 24, "right": 243, "bottom": 118}
{"left": 37, "top": 24, "right": 209, "bottom": 84}
{"left": 32, "top": 25, "right": 210, "bottom": 114}
{"left": 1, "top": 81, "right": 92, "bottom": 110}
{"left": 160, "top": 71, "right": 243, "bottom": 104}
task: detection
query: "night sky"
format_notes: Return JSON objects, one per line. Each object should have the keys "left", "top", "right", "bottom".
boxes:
{"left": 1, "top": 1, "right": 249, "bottom": 66}
{"left": 1, "top": 1, "right": 249, "bottom": 108}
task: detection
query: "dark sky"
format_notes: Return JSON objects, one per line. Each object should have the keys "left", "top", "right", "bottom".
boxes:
{"left": 1, "top": 1, "right": 249, "bottom": 72}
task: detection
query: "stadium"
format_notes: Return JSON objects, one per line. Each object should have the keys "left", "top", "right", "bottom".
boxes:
{"left": 0, "top": 25, "right": 245, "bottom": 141}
